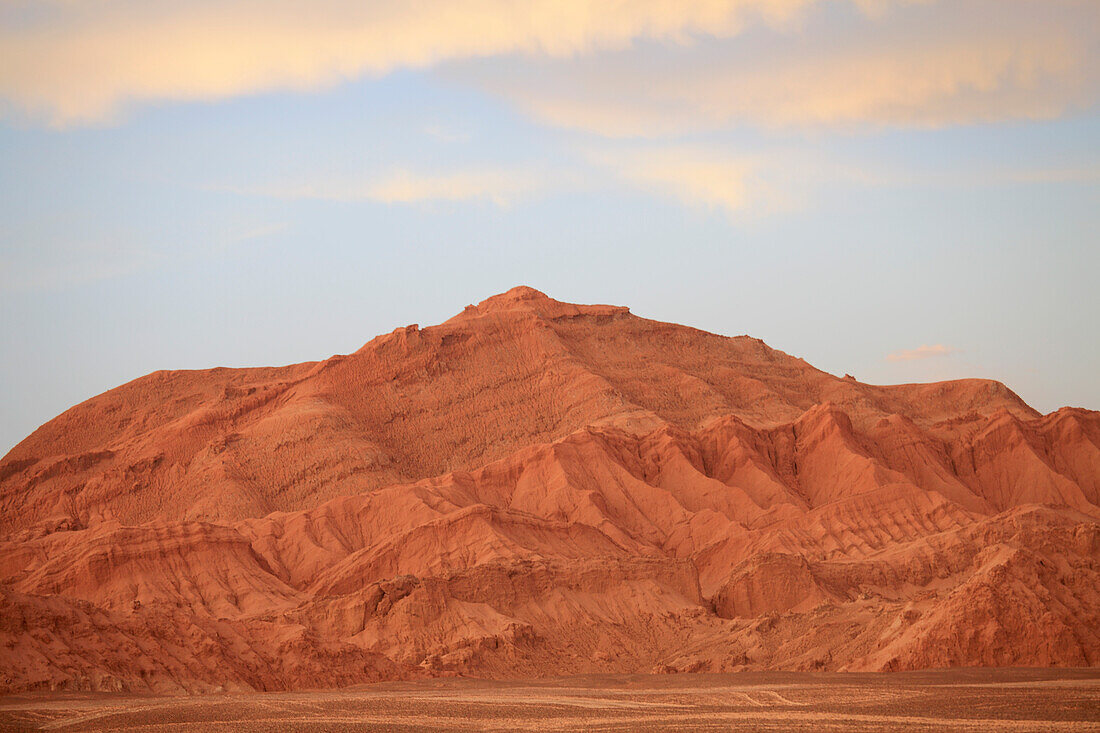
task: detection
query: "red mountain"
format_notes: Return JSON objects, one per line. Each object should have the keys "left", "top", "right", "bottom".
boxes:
{"left": 2, "top": 287, "right": 1097, "bottom": 692}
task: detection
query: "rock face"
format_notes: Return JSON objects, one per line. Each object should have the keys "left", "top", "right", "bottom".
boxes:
{"left": 1, "top": 286, "right": 1097, "bottom": 692}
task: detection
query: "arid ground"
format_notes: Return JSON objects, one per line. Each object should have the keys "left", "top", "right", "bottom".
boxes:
{"left": 1, "top": 670, "right": 1098, "bottom": 732}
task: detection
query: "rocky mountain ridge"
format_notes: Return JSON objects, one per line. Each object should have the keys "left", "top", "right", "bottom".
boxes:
{"left": 1, "top": 287, "right": 1096, "bottom": 692}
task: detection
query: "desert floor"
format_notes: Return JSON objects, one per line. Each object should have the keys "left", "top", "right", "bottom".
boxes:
{"left": 1, "top": 669, "right": 1098, "bottom": 732}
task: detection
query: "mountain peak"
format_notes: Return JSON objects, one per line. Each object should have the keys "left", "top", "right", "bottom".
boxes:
{"left": 447, "top": 286, "right": 628, "bottom": 323}
{"left": 493, "top": 285, "right": 551, "bottom": 303}
{"left": 476, "top": 285, "right": 555, "bottom": 312}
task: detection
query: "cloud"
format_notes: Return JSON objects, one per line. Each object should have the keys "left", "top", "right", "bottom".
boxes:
{"left": 585, "top": 139, "right": 1099, "bottom": 219}
{"left": 224, "top": 168, "right": 548, "bottom": 207}
{"left": 520, "top": 41, "right": 1079, "bottom": 134}
{"left": 455, "top": 1, "right": 1099, "bottom": 135}
{"left": 4, "top": 0, "right": 1091, "bottom": 135}
{"left": 629, "top": 158, "right": 749, "bottom": 213}
{"left": 591, "top": 147, "right": 796, "bottom": 217}
{"left": 358, "top": 170, "right": 536, "bottom": 206}
{"left": 886, "top": 344, "right": 960, "bottom": 362}
{"left": 0, "top": 0, "right": 1093, "bottom": 136}
{"left": 0, "top": 0, "right": 881, "bottom": 126}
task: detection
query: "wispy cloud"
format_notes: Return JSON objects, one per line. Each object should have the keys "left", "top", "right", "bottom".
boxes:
{"left": 360, "top": 170, "right": 536, "bottom": 206}
{"left": 463, "top": 12, "right": 1094, "bottom": 136}
{"left": 588, "top": 141, "right": 1100, "bottom": 219}
{"left": 223, "top": 168, "right": 550, "bottom": 207}
{"left": 0, "top": 1, "right": 1093, "bottom": 137}
{"left": 886, "top": 344, "right": 960, "bottom": 362}
{"left": 0, "top": 0, "right": 883, "bottom": 126}
{"left": 591, "top": 147, "right": 795, "bottom": 217}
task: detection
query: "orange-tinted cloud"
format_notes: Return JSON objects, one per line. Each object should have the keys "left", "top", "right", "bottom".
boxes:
{"left": 0, "top": 0, "right": 855, "bottom": 126}
{"left": 590, "top": 147, "right": 798, "bottom": 217}
{"left": 886, "top": 344, "right": 959, "bottom": 362}
{"left": 532, "top": 42, "right": 1078, "bottom": 133}
{"left": 2, "top": 0, "right": 1094, "bottom": 134}
{"left": 222, "top": 167, "right": 553, "bottom": 206}
{"left": 464, "top": 4, "right": 1097, "bottom": 135}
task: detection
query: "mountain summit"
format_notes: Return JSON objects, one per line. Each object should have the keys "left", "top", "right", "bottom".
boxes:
{"left": 1, "top": 290, "right": 1097, "bottom": 692}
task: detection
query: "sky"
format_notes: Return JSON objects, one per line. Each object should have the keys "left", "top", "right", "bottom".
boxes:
{"left": 1, "top": 0, "right": 1099, "bottom": 454}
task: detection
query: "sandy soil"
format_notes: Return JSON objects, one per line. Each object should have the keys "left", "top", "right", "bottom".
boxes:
{"left": 1, "top": 669, "right": 1097, "bottom": 732}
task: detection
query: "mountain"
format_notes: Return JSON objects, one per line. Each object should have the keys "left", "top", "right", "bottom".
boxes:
{"left": 1, "top": 286, "right": 1097, "bottom": 693}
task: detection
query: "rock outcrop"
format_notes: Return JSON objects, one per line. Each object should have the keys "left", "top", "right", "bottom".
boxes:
{"left": 1, "top": 287, "right": 1096, "bottom": 692}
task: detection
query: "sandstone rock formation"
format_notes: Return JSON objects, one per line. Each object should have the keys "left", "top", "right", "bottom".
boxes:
{"left": 1, "top": 286, "right": 1097, "bottom": 692}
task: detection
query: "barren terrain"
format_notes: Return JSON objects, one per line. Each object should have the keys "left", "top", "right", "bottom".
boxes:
{"left": 2, "top": 670, "right": 1098, "bottom": 732}
{"left": 1, "top": 288, "right": 1098, "bottom": 692}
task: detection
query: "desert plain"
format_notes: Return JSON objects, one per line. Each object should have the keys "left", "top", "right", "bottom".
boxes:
{"left": 2, "top": 670, "right": 1099, "bottom": 732}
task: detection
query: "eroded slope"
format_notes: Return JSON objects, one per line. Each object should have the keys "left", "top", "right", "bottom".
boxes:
{"left": 0, "top": 288, "right": 1095, "bottom": 692}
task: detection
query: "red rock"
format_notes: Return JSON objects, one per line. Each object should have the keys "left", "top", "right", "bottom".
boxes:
{"left": 0, "top": 287, "right": 1096, "bottom": 692}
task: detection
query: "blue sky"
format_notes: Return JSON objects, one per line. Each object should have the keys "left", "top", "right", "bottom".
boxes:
{"left": 1, "top": 0, "right": 1099, "bottom": 453}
